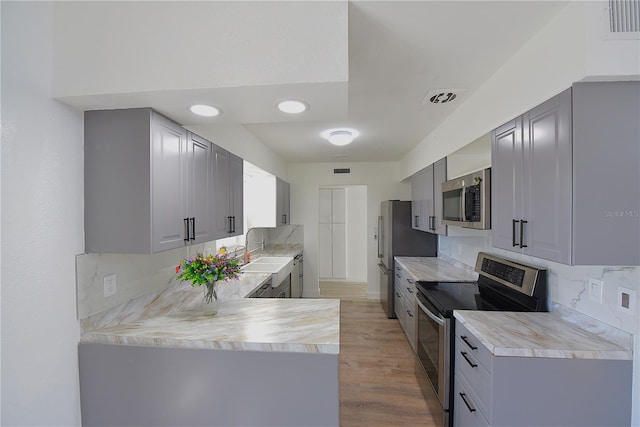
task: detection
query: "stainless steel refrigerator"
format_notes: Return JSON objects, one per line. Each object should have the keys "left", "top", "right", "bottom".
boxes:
{"left": 378, "top": 200, "right": 438, "bottom": 318}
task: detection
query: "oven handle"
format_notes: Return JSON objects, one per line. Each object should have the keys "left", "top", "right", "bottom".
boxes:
{"left": 417, "top": 298, "right": 445, "bottom": 327}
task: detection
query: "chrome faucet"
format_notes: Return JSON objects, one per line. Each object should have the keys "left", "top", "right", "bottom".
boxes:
{"left": 245, "top": 227, "right": 265, "bottom": 254}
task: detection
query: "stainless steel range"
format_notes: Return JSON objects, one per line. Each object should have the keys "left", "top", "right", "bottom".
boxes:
{"left": 414, "top": 252, "right": 548, "bottom": 427}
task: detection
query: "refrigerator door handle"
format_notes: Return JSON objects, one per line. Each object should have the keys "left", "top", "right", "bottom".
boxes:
{"left": 377, "top": 215, "right": 384, "bottom": 258}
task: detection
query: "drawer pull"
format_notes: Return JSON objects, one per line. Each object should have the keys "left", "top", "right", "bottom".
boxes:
{"left": 406, "top": 278, "right": 414, "bottom": 284}
{"left": 459, "top": 393, "right": 476, "bottom": 413}
{"left": 406, "top": 287, "right": 414, "bottom": 294}
{"left": 406, "top": 309, "right": 414, "bottom": 318}
{"left": 460, "top": 335, "right": 478, "bottom": 350}
{"left": 396, "top": 292, "right": 401, "bottom": 297}
{"left": 460, "top": 351, "right": 478, "bottom": 368}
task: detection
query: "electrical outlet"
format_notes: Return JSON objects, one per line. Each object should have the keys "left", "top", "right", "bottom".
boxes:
{"left": 588, "top": 278, "right": 603, "bottom": 304}
{"left": 617, "top": 287, "right": 636, "bottom": 314}
{"left": 103, "top": 274, "right": 117, "bottom": 297}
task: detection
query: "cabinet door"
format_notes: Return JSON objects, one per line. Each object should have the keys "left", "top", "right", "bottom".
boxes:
{"left": 282, "top": 180, "right": 290, "bottom": 224}
{"left": 229, "top": 153, "right": 244, "bottom": 236}
{"left": 151, "top": 112, "right": 188, "bottom": 253}
{"left": 423, "top": 164, "right": 435, "bottom": 233}
{"left": 332, "top": 188, "right": 346, "bottom": 224}
{"left": 523, "top": 88, "right": 572, "bottom": 264}
{"left": 332, "top": 223, "right": 347, "bottom": 279}
{"left": 433, "top": 158, "right": 448, "bottom": 235}
{"left": 572, "top": 81, "right": 640, "bottom": 265}
{"left": 319, "top": 189, "right": 332, "bottom": 224}
{"left": 187, "top": 133, "right": 212, "bottom": 244}
{"left": 212, "top": 145, "right": 231, "bottom": 239}
{"left": 491, "top": 117, "right": 524, "bottom": 253}
{"left": 411, "top": 173, "right": 421, "bottom": 230}
{"left": 318, "top": 223, "right": 333, "bottom": 279}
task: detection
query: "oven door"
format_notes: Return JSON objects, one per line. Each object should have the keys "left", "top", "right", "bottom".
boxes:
{"left": 416, "top": 292, "right": 450, "bottom": 427}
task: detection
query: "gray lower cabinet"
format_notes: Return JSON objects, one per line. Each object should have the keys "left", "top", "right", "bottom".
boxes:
{"left": 394, "top": 264, "right": 416, "bottom": 351}
{"left": 79, "top": 343, "right": 339, "bottom": 426}
{"left": 276, "top": 178, "right": 291, "bottom": 225}
{"left": 492, "top": 81, "right": 640, "bottom": 265}
{"left": 453, "top": 322, "right": 632, "bottom": 427}
{"left": 212, "top": 145, "right": 244, "bottom": 239}
{"left": 411, "top": 158, "right": 447, "bottom": 235}
{"left": 85, "top": 108, "right": 210, "bottom": 254}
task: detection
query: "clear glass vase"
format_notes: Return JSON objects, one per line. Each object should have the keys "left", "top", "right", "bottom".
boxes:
{"left": 202, "top": 281, "right": 219, "bottom": 315}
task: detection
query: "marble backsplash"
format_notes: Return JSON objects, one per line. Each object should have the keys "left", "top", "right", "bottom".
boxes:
{"left": 76, "top": 241, "right": 217, "bottom": 319}
{"left": 438, "top": 235, "right": 640, "bottom": 334}
{"left": 76, "top": 225, "right": 304, "bottom": 320}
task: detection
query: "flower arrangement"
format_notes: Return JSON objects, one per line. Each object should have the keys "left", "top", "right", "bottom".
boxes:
{"left": 175, "top": 253, "right": 241, "bottom": 303}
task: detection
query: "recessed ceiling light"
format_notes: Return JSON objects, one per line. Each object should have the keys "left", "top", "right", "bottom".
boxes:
{"left": 321, "top": 128, "right": 360, "bottom": 146}
{"left": 189, "top": 104, "right": 222, "bottom": 117}
{"left": 277, "top": 100, "right": 309, "bottom": 114}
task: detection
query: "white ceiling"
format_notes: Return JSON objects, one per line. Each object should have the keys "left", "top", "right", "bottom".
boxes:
{"left": 57, "top": 1, "right": 569, "bottom": 164}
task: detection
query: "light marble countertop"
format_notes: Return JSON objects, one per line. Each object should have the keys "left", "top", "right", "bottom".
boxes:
{"left": 453, "top": 310, "right": 632, "bottom": 360}
{"left": 395, "top": 256, "right": 478, "bottom": 282}
{"left": 83, "top": 298, "right": 340, "bottom": 354}
{"left": 81, "top": 247, "right": 341, "bottom": 354}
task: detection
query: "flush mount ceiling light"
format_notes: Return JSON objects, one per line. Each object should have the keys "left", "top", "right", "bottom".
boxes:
{"left": 189, "top": 104, "right": 222, "bottom": 117}
{"left": 321, "top": 128, "right": 360, "bottom": 146}
{"left": 277, "top": 100, "right": 309, "bottom": 114}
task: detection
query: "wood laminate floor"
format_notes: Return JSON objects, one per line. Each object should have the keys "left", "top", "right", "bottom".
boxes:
{"left": 319, "top": 282, "right": 368, "bottom": 300}
{"left": 318, "top": 286, "right": 439, "bottom": 426}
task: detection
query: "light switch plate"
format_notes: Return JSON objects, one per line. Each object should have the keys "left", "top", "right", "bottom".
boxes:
{"left": 588, "top": 278, "right": 603, "bottom": 304}
{"left": 104, "top": 274, "right": 117, "bottom": 297}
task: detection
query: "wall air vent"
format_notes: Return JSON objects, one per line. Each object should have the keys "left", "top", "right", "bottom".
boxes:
{"left": 333, "top": 168, "right": 351, "bottom": 174}
{"left": 604, "top": 0, "right": 640, "bottom": 39}
{"left": 422, "top": 88, "right": 467, "bottom": 105}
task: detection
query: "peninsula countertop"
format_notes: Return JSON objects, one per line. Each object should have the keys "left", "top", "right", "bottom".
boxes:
{"left": 395, "top": 256, "right": 478, "bottom": 282}
{"left": 80, "top": 255, "right": 340, "bottom": 354}
{"left": 453, "top": 310, "right": 632, "bottom": 360}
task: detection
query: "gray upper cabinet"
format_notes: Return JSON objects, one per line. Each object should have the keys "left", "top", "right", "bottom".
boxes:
{"left": 492, "top": 81, "right": 640, "bottom": 265}
{"left": 411, "top": 158, "right": 447, "bottom": 235}
{"left": 276, "top": 178, "right": 291, "bottom": 226}
{"left": 85, "top": 108, "right": 197, "bottom": 253}
{"left": 432, "top": 158, "right": 448, "bottom": 235}
{"left": 186, "top": 132, "right": 213, "bottom": 245}
{"left": 492, "top": 89, "right": 572, "bottom": 263}
{"left": 572, "top": 81, "right": 640, "bottom": 265}
{"left": 212, "top": 145, "right": 244, "bottom": 239}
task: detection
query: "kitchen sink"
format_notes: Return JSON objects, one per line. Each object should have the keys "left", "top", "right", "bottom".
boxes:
{"left": 241, "top": 256, "right": 294, "bottom": 287}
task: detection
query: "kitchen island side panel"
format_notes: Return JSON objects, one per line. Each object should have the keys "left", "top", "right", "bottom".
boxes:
{"left": 79, "top": 343, "right": 339, "bottom": 427}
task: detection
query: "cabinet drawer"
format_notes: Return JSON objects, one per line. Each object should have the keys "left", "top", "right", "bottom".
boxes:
{"left": 403, "top": 294, "right": 416, "bottom": 351}
{"left": 455, "top": 321, "right": 493, "bottom": 374}
{"left": 454, "top": 376, "right": 489, "bottom": 427}
{"left": 455, "top": 335, "right": 491, "bottom": 418}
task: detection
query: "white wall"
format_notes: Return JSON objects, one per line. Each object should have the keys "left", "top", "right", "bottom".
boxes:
{"left": 1, "top": 2, "right": 83, "bottom": 425}
{"left": 288, "top": 162, "right": 410, "bottom": 298}
{"left": 52, "top": 1, "right": 348, "bottom": 97}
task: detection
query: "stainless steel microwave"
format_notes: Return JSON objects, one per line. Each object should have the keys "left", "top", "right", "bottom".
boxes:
{"left": 441, "top": 168, "right": 491, "bottom": 229}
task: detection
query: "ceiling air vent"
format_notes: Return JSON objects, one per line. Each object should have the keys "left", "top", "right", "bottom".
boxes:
{"left": 604, "top": 0, "right": 640, "bottom": 39}
{"left": 422, "top": 88, "right": 466, "bottom": 105}
{"left": 334, "top": 168, "right": 351, "bottom": 174}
